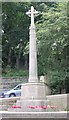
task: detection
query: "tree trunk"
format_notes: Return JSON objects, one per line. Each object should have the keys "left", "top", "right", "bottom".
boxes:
{"left": 8, "top": 48, "right": 12, "bottom": 67}
{"left": 24, "top": 54, "right": 29, "bottom": 69}
{"left": 16, "top": 57, "right": 20, "bottom": 69}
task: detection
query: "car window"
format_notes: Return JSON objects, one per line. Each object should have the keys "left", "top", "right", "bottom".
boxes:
{"left": 14, "top": 85, "right": 21, "bottom": 90}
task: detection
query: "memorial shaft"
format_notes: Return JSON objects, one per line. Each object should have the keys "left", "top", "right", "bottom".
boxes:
{"left": 26, "top": 6, "right": 38, "bottom": 82}
{"left": 29, "top": 25, "right": 38, "bottom": 82}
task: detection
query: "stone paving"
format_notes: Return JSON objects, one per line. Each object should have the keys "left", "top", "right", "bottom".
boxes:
{"left": 0, "top": 111, "right": 68, "bottom": 120}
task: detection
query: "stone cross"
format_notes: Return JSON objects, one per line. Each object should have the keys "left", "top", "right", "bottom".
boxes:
{"left": 26, "top": 6, "right": 38, "bottom": 82}
{"left": 26, "top": 6, "right": 38, "bottom": 26}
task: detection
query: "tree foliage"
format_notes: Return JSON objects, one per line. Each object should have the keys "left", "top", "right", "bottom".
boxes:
{"left": 2, "top": 2, "right": 30, "bottom": 69}
{"left": 36, "top": 2, "right": 69, "bottom": 94}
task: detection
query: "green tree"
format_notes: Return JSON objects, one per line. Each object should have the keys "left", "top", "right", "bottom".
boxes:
{"left": 2, "top": 2, "right": 30, "bottom": 69}
{"left": 36, "top": 2, "right": 68, "bottom": 94}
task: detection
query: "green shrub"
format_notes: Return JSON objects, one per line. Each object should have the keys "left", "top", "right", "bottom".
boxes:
{"left": 2, "top": 68, "right": 28, "bottom": 77}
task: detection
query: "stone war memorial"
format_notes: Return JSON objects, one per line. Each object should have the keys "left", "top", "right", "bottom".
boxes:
{"left": 20, "top": 6, "right": 48, "bottom": 112}
{"left": 0, "top": 6, "right": 68, "bottom": 120}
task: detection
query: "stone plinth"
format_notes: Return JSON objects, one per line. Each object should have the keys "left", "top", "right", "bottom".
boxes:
{"left": 21, "top": 83, "right": 46, "bottom": 99}
{"left": 20, "top": 82, "right": 50, "bottom": 112}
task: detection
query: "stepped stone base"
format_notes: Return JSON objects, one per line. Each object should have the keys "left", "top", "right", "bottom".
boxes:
{"left": 8, "top": 99, "right": 50, "bottom": 112}
{"left": 21, "top": 100, "right": 50, "bottom": 112}
{"left": 20, "top": 82, "right": 49, "bottom": 112}
{"left": 8, "top": 82, "right": 51, "bottom": 112}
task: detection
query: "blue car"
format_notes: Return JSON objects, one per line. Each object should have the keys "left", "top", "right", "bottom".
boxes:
{"left": 0, "top": 84, "right": 21, "bottom": 98}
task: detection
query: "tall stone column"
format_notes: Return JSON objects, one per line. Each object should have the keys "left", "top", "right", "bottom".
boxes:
{"left": 29, "top": 25, "right": 38, "bottom": 82}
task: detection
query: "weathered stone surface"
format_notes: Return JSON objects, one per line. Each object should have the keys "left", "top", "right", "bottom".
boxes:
{"left": 20, "top": 99, "right": 50, "bottom": 112}
{"left": 0, "top": 94, "right": 68, "bottom": 112}
{"left": 21, "top": 83, "right": 46, "bottom": 100}
{"left": 29, "top": 25, "right": 38, "bottom": 83}
{"left": 26, "top": 6, "right": 38, "bottom": 83}
{"left": 21, "top": 82, "right": 49, "bottom": 112}
{"left": 47, "top": 94, "right": 68, "bottom": 111}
